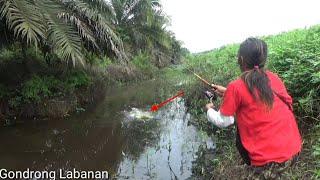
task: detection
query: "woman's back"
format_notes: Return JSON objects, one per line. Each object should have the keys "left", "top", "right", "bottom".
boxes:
{"left": 220, "top": 71, "right": 302, "bottom": 166}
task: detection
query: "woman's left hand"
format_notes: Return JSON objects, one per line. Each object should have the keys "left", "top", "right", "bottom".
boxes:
{"left": 205, "top": 103, "right": 215, "bottom": 110}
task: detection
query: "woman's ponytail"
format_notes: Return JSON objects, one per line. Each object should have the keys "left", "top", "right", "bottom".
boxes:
{"left": 238, "top": 38, "right": 274, "bottom": 108}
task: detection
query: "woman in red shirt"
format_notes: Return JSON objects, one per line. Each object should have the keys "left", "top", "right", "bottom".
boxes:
{"left": 206, "top": 38, "right": 302, "bottom": 172}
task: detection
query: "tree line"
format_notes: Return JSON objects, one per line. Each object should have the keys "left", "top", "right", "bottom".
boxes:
{"left": 0, "top": 0, "right": 184, "bottom": 68}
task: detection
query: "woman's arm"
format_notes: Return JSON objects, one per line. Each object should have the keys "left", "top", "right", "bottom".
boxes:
{"left": 205, "top": 83, "right": 238, "bottom": 128}
{"left": 205, "top": 103, "right": 234, "bottom": 128}
{"left": 207, "top": 108, "right": 234, "bottom": 128}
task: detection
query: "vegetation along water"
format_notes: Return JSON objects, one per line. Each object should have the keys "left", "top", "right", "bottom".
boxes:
{"left": 0, "top": 0, "right": 319, "bottom": 179}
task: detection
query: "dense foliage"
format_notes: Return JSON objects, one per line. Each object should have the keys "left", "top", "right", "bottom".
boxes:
{"left": 0, "top": 44, "right": 104, "bottom": 122}
{"left": 0, "top": 0, "right": 126, "bottom": 65}
{"left": 265, "top": 27, "right": 320, "bottom": 120}
{"left": 0, "top": 0, "right": 182, "bottom": 67}
{"left": 185, "top": 25, "right": 320, "bottom": 122}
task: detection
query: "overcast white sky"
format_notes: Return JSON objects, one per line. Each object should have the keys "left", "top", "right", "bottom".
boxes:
{"left": 161, "top": 0, "right": 320, "bottom": 52}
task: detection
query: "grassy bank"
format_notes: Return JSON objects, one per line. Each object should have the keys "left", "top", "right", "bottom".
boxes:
{"left": 162, "top": 25, "right": 320, "bottom": 178}
{"left": 0, "top": 44, "right": 169, "bottom": 126}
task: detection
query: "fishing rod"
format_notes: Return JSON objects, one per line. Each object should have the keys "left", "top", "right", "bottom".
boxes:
{"left": 184, "top": 65, "right": 218, "bottom": 103}
{"left": 185, "top": 66, "right": 216, "bottom": 89}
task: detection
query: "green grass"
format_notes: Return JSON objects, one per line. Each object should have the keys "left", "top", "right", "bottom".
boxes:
{"left": 163, "top": 25, "right": 320, "bottom": 178}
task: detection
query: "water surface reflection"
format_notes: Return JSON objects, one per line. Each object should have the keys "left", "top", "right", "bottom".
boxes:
{"left": 0, "top": 80, "right": 213, "bottom": 179}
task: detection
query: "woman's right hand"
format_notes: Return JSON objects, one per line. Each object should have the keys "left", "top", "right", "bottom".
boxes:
{"left": 211, "top": 84, "right": 227, "bottom": 97}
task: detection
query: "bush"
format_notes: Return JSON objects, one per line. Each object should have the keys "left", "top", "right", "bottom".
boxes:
{"left": 86, "top": 52, "right": 113, "bottom": 68}
{"left": 132, "top": 53, "right": 157, "bottom": 78}
{"left": 65, "top": 70, "right": 91, "bottom": 91}
{"left": 21, "top": 75, "right": 61, "bottom": 102}
{"left": 0, "top": 43, "right": 43, "bottom": 65}
{"left": 0, "top": 48, "right": 18, "bottom": 62}
{"left": 0, "top": 44, "right": 23, "bottom": 63}
{"left": 266, "top": 26, "right": 320, "bottom": 119}
{"left": 19, "top": 71, "right": 92, "bottom": 103}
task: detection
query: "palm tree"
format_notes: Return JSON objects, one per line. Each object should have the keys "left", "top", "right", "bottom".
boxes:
{"left": 112, "top": 0, "right": 171, "bottom": 55}
{"left": 0, "top": 0, "right": 128, "bottom": 66}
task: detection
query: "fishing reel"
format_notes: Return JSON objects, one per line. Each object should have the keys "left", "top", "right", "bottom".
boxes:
{"left": 203, "top": 90, "right": 217, "bottom": 103}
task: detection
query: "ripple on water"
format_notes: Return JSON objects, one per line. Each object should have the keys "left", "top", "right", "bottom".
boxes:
{"left": 117, "top": 98, "right": 213, "bottom": 180}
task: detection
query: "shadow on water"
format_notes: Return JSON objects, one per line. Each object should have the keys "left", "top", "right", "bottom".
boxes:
{"left": 0, "top": 79, "right": 214, "bottom": 179}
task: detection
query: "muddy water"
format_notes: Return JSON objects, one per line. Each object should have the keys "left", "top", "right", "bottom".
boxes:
{"left": 0, "top": 80, "right": 214, "bottom": 179}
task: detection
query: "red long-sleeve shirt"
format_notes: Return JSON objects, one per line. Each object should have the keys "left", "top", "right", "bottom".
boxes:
{"left": 220, "top": 71, "right": 302, "bottom": 166}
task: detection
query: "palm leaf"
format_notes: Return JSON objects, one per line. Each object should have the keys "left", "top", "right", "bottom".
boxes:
{"left": 38, "top": 0, "right": 84, "bottom": 66}
{"left": 0, "top": 0, "right": 45, "bottom": 47}
{"left": 82, "top": 0, "right": 116, "bottom": 20}
{"left": 58, "top": 12, "right": 99, "bottom": 50}
{"left": 66, "top": 0, "right": 128, "bottom": 63}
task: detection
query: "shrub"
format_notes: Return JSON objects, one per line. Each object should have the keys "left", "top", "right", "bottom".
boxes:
{"left": 266, "top": 26, "right": 320, "bottom": 119}
{"left": 0, "top": 48, "right": 17, "bottom": 62}
{"left": 65, "top": 70, "right": 91, "bottom": 91}
{"left": 0, "top": 44, "right": 22, "bottom": 63}
{"left": 99, "top": 56, "right": 113, "bottom": 68}
{"left": 20, "top": 71, "right": 92, "bottom": 103}
{"left": 86, "top": 52, "right": 113, "bottom": 68}
{"left": 20, "top": 75, "right": 61, "bottom": 102}
{"left": 132, "top": 53, "right": 157, "bottom": 77}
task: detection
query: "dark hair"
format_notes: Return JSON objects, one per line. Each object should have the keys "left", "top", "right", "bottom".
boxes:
{"left": 238, "top": 38, "right": 274, "bottom": 108}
